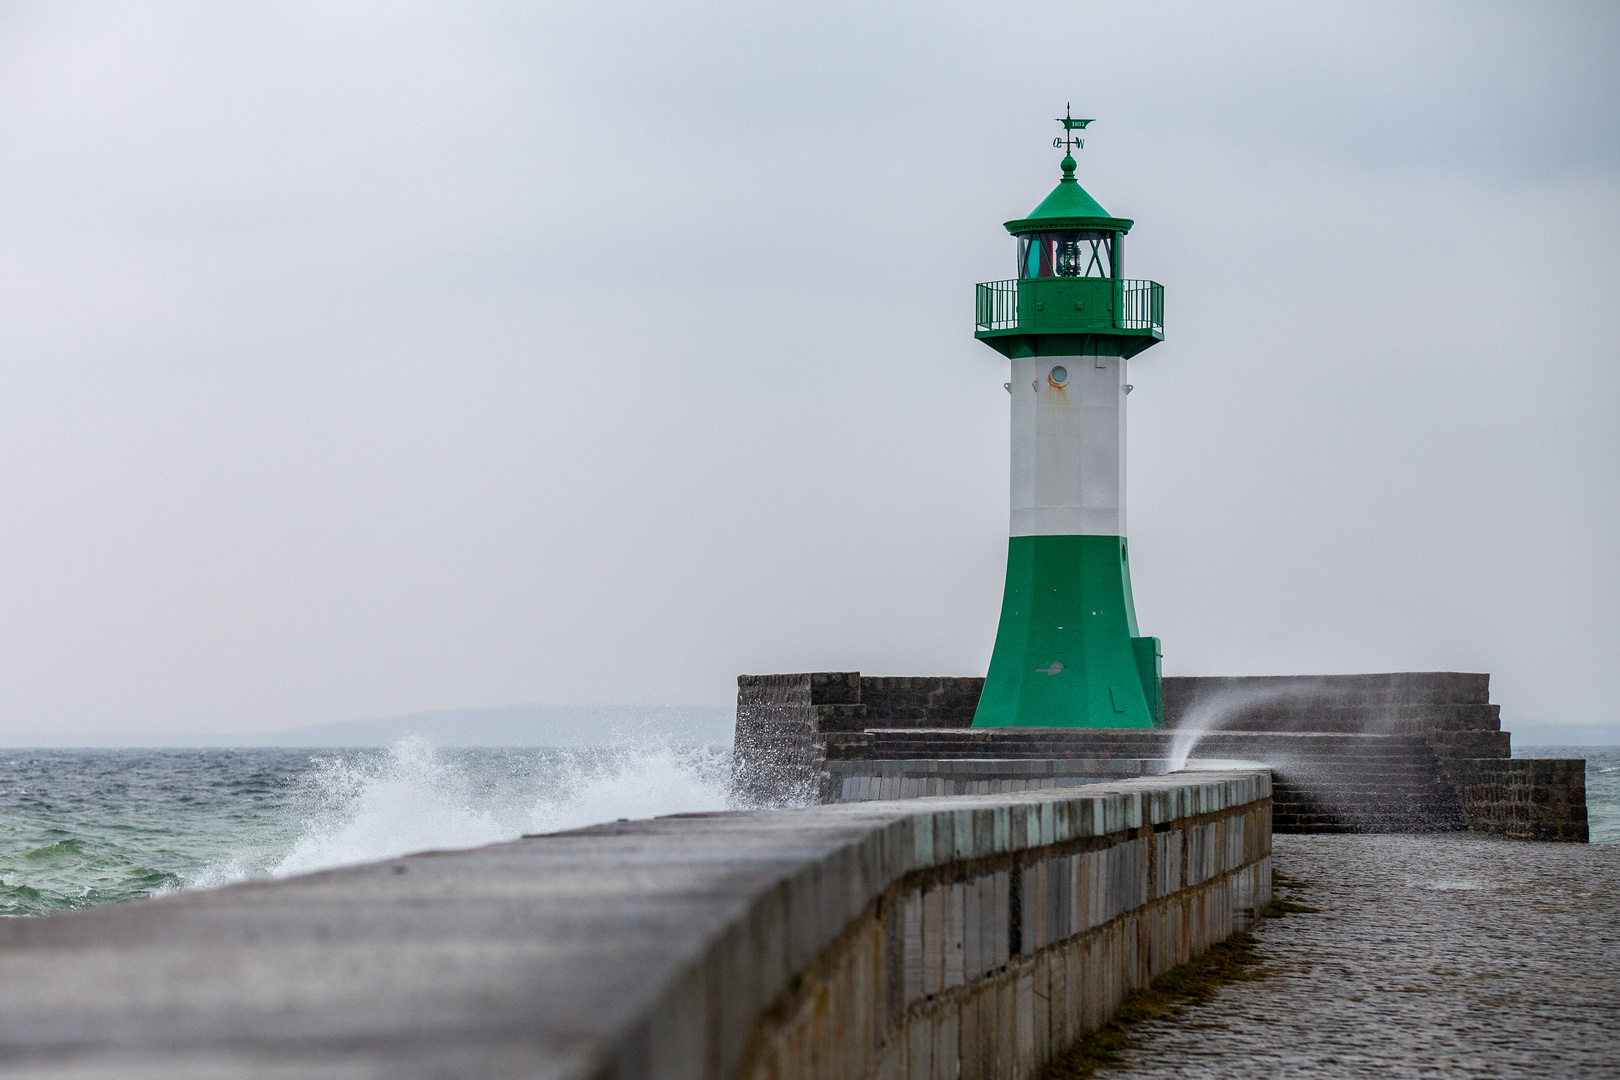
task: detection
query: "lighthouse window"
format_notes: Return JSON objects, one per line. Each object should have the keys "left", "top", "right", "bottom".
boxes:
{"left": 1018, "top": 230, "right": 1114, "bottom": 279}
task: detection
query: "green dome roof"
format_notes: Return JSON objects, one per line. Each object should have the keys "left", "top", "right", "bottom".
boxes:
{"left": 1004, "top": 159, "right": 1133, "bottom": 236}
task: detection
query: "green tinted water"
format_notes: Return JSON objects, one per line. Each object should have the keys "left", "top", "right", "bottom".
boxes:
{"left": 0, "top": 742, "right": 730, "bottom": 917}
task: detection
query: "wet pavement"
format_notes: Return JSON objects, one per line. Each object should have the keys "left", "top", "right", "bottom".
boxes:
{"left": 1101, "top": 833, "right": 1620, "bottom": 1079}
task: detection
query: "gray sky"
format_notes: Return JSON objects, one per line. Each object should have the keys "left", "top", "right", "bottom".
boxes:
{"left": 0, "top": 0, "right": 1615, "bottom": 742}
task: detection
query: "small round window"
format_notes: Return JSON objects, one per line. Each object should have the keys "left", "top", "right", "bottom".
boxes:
{"left": 1048, "top": 365, "right": 1069, "bottom": 387}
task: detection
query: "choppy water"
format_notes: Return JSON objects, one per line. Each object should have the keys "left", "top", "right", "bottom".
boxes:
{"left": 0, "top": 739, "right": 729, "bottom": 917}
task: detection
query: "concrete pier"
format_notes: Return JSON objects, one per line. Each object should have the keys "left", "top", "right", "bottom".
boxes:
{"left": 1096, "top": 833, "right": 1620, "bottom": 1078}
{"left": 0, "top": 769, "right": 1270, "bottom": 1079}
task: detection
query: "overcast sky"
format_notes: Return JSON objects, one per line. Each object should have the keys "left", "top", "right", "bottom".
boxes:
{"left": 0, "top": 1, "right": 1615, "bottom": 742}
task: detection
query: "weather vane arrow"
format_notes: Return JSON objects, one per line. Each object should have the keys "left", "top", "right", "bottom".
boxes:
{"left": 1053, "top": 102, "right": 1095, "bottom": 154}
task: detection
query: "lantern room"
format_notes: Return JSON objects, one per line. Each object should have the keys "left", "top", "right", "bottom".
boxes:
{"left": 975, "top": 126, "right": 1162, "bottom": 361}
{"left": 1019, "top": 229, "right": 1115, "bottom": 279}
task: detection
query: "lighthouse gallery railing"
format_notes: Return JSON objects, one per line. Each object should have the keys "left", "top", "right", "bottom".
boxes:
{"left": 975, "top": 279, "right": 1163, "bottom": 334}
{"left": 1116, "top": 279, "right": 1164, "bottom": 332}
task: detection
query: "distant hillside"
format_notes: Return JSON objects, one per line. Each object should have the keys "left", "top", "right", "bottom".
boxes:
{"left": 0, "top": 704, "right": 739, "bottom": 748}
{"left": 234, "top": 703, "right": 736, "bottom": 748}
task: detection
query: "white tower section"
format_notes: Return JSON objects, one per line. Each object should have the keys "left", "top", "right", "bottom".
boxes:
{"left": 1008, "top": 354, "right": 1127, "bottom": 538}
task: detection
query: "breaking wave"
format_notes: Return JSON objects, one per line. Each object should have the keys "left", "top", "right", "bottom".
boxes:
{"left": 269, "top": 738, "right": 732, "bottom": 877}
{"left": 0, "top": 740, "right": 732, "bottom": 915}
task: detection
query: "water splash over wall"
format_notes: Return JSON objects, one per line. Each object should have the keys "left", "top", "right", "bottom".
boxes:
{"left": 0, "top": 742, "right": 736, "bottom": 915}
{"left": 1167, "top": 680, "right": 1330, "bottom": 771}
{"left": 267, "top": 738, "right": 731, "bottom": 878}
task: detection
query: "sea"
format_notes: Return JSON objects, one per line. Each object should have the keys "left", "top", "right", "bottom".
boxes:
{"left": 0, "top": 741, "right": 1614, "bottom": 919}
{"left": 0, "top": 739, "right": 731, "bottom": 918}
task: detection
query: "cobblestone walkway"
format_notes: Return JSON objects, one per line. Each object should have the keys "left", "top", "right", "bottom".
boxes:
{"left": 1100, "top": 834, "right": 1620, "bottom": 1078}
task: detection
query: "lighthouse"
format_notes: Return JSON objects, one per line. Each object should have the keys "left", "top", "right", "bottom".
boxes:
{"left": 972, "top": 109, "right": 1166, "bottom": 729}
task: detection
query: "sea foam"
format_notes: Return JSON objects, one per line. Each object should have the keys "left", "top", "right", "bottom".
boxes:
{"left": 267, "top": 737, "right": 730, "bottom": 878}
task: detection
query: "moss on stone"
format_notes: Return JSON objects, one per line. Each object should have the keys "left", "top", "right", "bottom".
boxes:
{"left": 1266, "top": 868, "right": 1322, "bottom": 916}
{"left": 1044, "top": 933, "right": 1267, "bottom": 1079}
{"left": 1047, "top": 869, "right": 1328, "bottom": 1078}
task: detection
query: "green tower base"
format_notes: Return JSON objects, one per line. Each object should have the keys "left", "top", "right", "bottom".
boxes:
{"left": 972, "top": 535, "right": 1163, "bottom": 728}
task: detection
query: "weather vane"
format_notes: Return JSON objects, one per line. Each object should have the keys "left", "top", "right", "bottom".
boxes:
{"left": 1053, "top": 103, "right": 1094, "bottom": 156}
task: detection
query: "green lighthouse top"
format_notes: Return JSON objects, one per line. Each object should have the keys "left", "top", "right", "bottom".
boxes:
{"left": 1003, "top": 107, "right": 1134, "bottom": 236}
{"left": 973, "top": 106, "right": 1163, "bottom": 353}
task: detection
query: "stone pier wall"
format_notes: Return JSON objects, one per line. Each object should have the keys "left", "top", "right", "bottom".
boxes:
{"left": 735, "top": 671, "right": 1588, "bottom": 840}
{"left": 826, "top": 758, "right": 1170, "bottom": 803}
{"left": 1442, "top": 757, "right": 1589, "bottom": 841}
{"left": 0, "top": 771, "right": 1271, "bottom": 1079}
{"left": 734, "top": 772, "right": 1273, "bottom": 1080}
{"left": 733, "top": 673, "right": 987, "bottom": 806}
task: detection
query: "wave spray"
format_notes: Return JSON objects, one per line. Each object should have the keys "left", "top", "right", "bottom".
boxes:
{"left": 207, "top": 738, "right": 731, "bottom": 883}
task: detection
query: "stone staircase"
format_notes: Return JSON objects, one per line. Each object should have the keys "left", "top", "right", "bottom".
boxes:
{"left": 735, "top": 671, "right": 1588, "bottom": 840}
{"left": 1228, "top": 734, "right": 1467, "bottom": 834}
{"left": 823, "top": 727, "right": 1467, "bottom": 833}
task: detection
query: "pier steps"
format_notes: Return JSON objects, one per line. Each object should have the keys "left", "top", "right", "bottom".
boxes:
{"left": 824, "top": 728, "right": 1467, "bottom": 834}
{"left": 734, "top": 671, "right": 1588, "bottom": 841}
